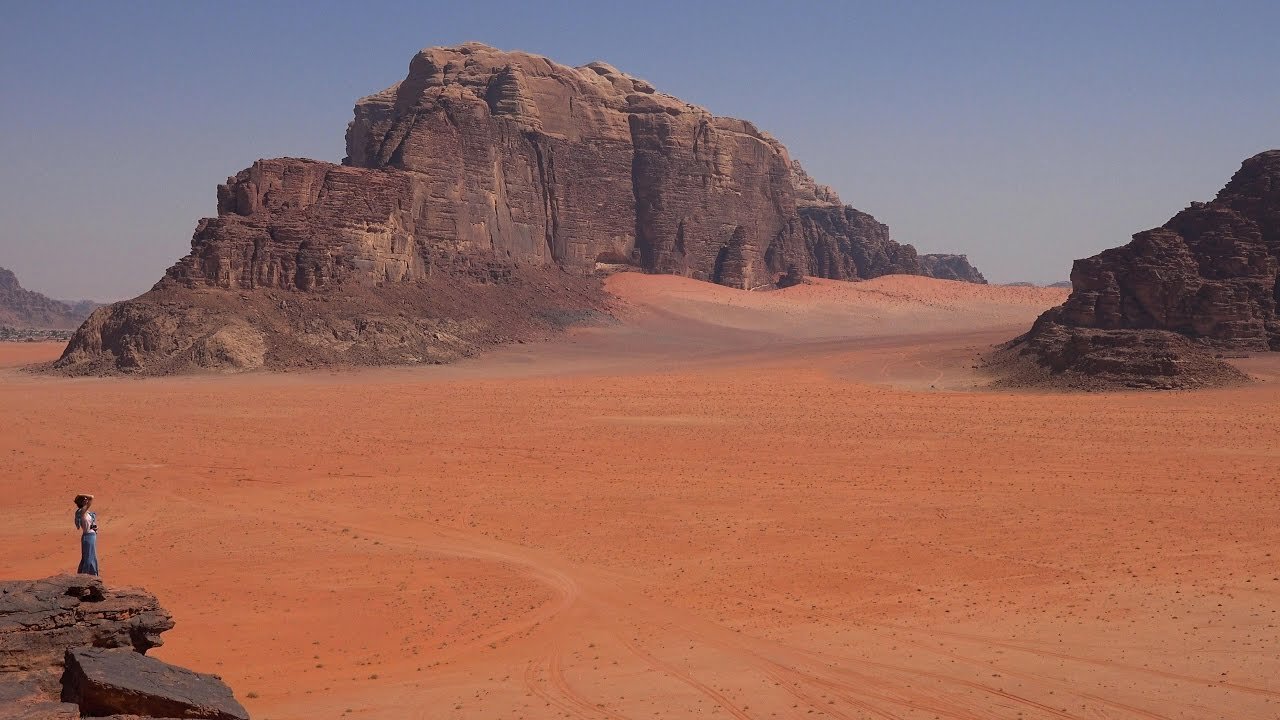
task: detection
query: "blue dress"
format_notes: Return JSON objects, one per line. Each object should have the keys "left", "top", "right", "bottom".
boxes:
{"left": 76, "top": 510, "right": 99, "bottom": 575}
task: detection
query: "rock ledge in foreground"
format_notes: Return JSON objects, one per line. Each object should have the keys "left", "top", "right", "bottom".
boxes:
{"left": 63, "top": 647, "right": 248, "bottom": 720}
{"left": 0, "top": 575, "right": 250, "bottom": 720}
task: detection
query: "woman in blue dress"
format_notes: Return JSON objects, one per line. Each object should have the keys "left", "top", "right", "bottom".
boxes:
{"left": 74, "top": 493, "right": 99, "bottom": 575}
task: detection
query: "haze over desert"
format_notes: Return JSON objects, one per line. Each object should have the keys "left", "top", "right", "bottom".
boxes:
{"left": 5, "top": 275, "right": 1279, "bottom": 719}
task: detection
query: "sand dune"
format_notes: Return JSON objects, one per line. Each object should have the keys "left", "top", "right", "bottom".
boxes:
{"left": 607, "top": 273, "right": 1067, "bottom": 339}
{"left": 2, "top": 275, "right": 1278, "bottom": 719}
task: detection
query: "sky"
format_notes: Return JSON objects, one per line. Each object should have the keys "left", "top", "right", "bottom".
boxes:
{"left": 1, "top": 1, "right": 1277, "bottom": 301}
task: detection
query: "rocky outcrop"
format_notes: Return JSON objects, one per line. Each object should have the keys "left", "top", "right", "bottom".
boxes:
{"left": 789, "top": 162, "right": 985, "bottom": 283}
{"left": 55, "top": 43, "right": 979, "bottom": 375}
{"left": 0, "top": 575, "right": 249, "bottom": 720}
{"left": 919, "top": 254, "right": 987, "bottom": 284}
{"left": 0, "top": 576, "right": 173, "bottom": 690}
{"left": 56, "top": 266, "right": 607, "bottom": 375}
{"left": 992, "top": 316, "right": 1250, "bottom": 390}
{"left": 999, "top": 150, "right": 1280, "bottom": 389}
{"left": 0, "top": 266, "right": 96, "bottom": 330}
{"left": 798, "top": 205, "right": 920, "bottom": 280}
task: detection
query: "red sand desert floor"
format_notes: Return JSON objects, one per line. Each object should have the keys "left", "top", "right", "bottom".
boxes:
{"left": 3, "top": 275, "right": 1278, "bottom": 719}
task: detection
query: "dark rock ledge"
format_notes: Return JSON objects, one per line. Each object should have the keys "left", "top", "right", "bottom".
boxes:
{"left": 0, "top": 575, "right": 248, "bottom": 720}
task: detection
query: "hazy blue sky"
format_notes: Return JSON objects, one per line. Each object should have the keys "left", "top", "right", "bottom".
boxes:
{"left": 2, "top": 1, "right": 1276, "bottom": 300}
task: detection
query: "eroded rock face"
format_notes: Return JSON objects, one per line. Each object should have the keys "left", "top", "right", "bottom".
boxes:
{"left": 0, "top": 576, "right": 172, "bottom": 683}
{"left": 919, "top": 254, "right": 987, "bottom": 284}
{"left": 993, "top": 313, "right": 1250, "bottom": 390}
{"left": 0, "top": 576, "right": 174, "bottom": 718}
{"left": 342, "top": 44, "right": 804, "bottom": 286}
{"left": 1001, "top": 150, "right": 1280, "bottom": 389}
{"left": 799, "top": 205, "right": 920, "bottom": 280}
{"left": 55, "top": 43, "right": 980, "bottom": 375}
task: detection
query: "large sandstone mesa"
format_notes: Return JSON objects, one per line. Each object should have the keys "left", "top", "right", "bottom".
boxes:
{"left": 56, "top": 43, "right": 981, "bottom": 374}
{"left": 0, "top": 575, "right": 248, "bottom": 720}
{"left": 0, "top": 266, "right": 96, "bottom": 330}
{"left": 997, "top": 150, "right": 1279, "bottom": 389}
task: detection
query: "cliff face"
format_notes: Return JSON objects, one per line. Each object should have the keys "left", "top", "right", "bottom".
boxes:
{"left": 56, "top": 43, "right": 981, "bottom": 374}
{"left": 999, "top": 150, "right": 1280, "bottom": 389}
{"left": 344, "top": 46, "right": 809, "bottom": 288}
{"left": 0, "top": 266, "right": 95, "bottom": 330}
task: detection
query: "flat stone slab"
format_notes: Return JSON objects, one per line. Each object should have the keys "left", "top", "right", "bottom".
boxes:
{"left": 62, "top": 647, "right": 248, "bottom": 720}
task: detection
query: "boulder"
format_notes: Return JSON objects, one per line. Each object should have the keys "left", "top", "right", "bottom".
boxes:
{"left": 62, "top": 648, "right": 248, "bottom": 720}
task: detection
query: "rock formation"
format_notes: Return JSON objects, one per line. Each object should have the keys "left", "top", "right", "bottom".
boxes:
{"left": 0, "top": 574, "right": 249, "bottom": 720}
{"left": 0, "top": 266, "right": 96, "bottom": 330}
{"left": 918, "top": 254, "right": 986, "bottom": 283}
{"left": 56, "top": 43, "right": 980, "bottom": 374}
{"left": 789, "top": 161, "right": 985, "bottom": 284}
{"left": 997, "top": 150, "right": 1279, "bottom": 389}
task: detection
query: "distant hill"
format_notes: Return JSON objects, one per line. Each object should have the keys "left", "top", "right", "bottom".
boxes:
{"left": 1002, "top": 281, "right": 1071, "bottom": 288}
{"left": 0, "top": 266, "right": 98, "bottom": 330}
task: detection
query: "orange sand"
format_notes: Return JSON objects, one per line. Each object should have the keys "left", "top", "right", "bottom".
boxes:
{"left": 0, "top": 341, "right": 66, "bottom": 368}
{"left": 2, "top": 275, "right": 1278, "bottom": 719}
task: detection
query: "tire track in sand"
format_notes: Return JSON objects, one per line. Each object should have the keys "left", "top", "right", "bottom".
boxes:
{"left": 616, "top": 633, "right": 754, "bottom": 720}
{"left": 524, "top": 649, "right": 632, "bottom": 720}
{"left": 885, "top": 624, "right": 1280, "bottom": 699}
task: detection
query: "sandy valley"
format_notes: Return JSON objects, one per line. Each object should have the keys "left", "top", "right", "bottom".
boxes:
{"left": 3, "top": 275, "right": 1279, "bottom": 719}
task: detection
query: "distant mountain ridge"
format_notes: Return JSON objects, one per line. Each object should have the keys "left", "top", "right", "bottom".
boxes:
{"left": 0, "top": 266, "right": 98, "bottom": 330}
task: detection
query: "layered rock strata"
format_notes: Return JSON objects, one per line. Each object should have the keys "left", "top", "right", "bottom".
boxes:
{"left": 998, "top": 150, "right": 1279, "bottom": 389}
{"left": 56, "top": 43, "right": 981, "bottom": 374}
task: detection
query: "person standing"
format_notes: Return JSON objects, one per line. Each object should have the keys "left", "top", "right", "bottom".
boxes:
{"left": 74, "top": 494, "right": 99, "bottom": 575}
